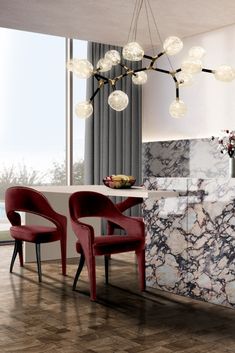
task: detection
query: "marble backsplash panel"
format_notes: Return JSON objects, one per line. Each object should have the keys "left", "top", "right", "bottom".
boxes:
{"left": 142, "top": 138, "right": 228, "bottom": 178}
{"left": 142, "top": 140, "right": 190, "bottom": 178}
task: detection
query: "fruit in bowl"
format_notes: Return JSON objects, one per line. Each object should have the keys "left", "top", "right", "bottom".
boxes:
{"left": 103, "top": 174, "right": 136, "bottom": 189}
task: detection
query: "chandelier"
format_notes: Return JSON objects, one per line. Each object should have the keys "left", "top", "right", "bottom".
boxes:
{"left": 67, "top": 0, "right": 235, "bottom": 119}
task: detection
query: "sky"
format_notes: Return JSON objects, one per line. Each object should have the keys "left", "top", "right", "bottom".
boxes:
{"left": 0, "top": 27, "right": 87, "bottom": 175}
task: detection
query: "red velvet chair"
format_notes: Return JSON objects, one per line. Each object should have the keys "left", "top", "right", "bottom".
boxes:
{"left": 5, "top": 186, "right": 67, "bottom": 282}
{"left": 69, "top": 191, "right": 145, "bottom": 301}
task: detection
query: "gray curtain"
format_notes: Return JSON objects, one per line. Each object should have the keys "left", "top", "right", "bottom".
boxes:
{"left": 84, "top": 42, "right": 142, "bottom": 188}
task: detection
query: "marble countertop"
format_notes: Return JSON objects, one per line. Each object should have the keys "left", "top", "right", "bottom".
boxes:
{"left": 34, "top": 185, "right": 178, "bottom": 199}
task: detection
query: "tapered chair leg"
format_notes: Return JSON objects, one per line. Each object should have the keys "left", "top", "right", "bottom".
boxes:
{"left": 104, "top": 255, "right": 109, "bottom": 284}
{"left": 35, "top": 243, "right": 42, "bottom": 282}
{"left": 60, "top": 237, "right": 67, "bottom": 276}
{"left": 86, "top": 256, "right": 96, "bottom": 301}
{"left": 73, "top": 252, "right": 85, "bottom": 291}
{"left": 18, "top": 240, "right": 23, "bottom": 267}
{"left": 10, "top": 240, "right": 19, "bottom": 273}
{"left": 136, "top": 249, "right": 146, "bottom": 291}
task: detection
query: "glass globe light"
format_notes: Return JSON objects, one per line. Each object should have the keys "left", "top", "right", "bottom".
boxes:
{"left": 72, "top": 59, "right": 93, "bottom": 79}
{"left": 214, "top": 65, "right": 235, "bottom": 82}
{"left": 97, "top": 57, "right": 113, "bottom": 72}
{"left": 188, "top": 46, "right": 206, "bottom": 59}
{"left": 108, "top": 90, "right": 129, "bottom": 111}
{"left": 105, "top": 50, "right": 121, "bottom": 65}
{"left": 181, "top": 57, "right": 202, "bottom": 74}
{"left": 177, "top": 72, "right": 194, "bottom": 87}
{"left": 169, "top": 99, "right": 187, "bottom": 118}
{"left": 132, "top": 71, "right": 148, "bottom": 85}
{"left": 122, "top": 42, "right": 144, "bottom": 61}
{"left": 75, "top": 101, "right": 93, "bottom": 118}
{"left": 163, "top": 36, "right": 183, "bottom": 56}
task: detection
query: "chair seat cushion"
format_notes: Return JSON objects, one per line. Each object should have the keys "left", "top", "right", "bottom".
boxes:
{"left": 75, "top": 236, "right": 144, "bottom": 256}
{"left": 10, "top": 225, "right": 59, "bottom": 243}
{"left": 93, "top": 235, "right": 144, "bottom": 255}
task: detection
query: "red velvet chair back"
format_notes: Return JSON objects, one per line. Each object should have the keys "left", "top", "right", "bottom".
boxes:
{"left": 69, "top": 191, "right": 145, "bottom": 238}
{"left": 5, "top": 186, "right": 64, "bottom": 228}
{"left": 69, "top": 191, "right": 124, "bottom": 220}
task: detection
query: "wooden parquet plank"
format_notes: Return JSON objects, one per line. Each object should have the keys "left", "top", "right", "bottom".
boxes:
{"left": 1, "top": 245, "right": 235, "bottom": 353}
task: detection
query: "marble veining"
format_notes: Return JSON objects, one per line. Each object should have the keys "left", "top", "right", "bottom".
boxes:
{"left": 143, "top": 138, "right": 228, "bottom": 178}
{"left": 143, "top": 140, "right": 190, "bottom": 178}
{"left": 144, "top": 177, "right": 235, "bottom": 308}
{"left": 190, "top": 139, "right": 228, "bottom": 178}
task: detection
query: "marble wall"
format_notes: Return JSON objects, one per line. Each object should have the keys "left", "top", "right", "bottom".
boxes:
{"left": 142, "top": 138, "right": 228, "bottom": 178}
{"left": 143, "top": 177, "right": 235, "bottom": 308}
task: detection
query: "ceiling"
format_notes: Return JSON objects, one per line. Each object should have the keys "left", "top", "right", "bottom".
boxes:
{"left": 0, "top": 0, "right": 235, "bottom": 49}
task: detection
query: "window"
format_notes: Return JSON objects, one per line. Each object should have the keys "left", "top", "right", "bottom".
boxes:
{"left": 73, "top": 39, "right": 87, "bottom": 185}
{"left": 0, "top": 28, "right": 87, "bottom": 242}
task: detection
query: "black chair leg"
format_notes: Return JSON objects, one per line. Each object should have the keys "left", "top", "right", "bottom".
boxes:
{"left": 104, "top": 255, "right": 109, "bottom": 284}
{"left": 73, "top": 252, "right": 85, "bottom": 291}
{"left": 10, "top": 240, "right": 19, "bottom": 273}
{"left": 35, "top": 243, "right": 42, "bottom": 282}
{"left": 18, "top": 240, "right": 23, "bottom": 267}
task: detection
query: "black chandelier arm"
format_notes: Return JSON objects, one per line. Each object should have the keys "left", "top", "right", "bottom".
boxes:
{"left": 115, "top": 73, "right": 129, "bottom": 81}
{"left": 148, "top": 55, "right": 161, "bottom": 69}
{"left": 143, "top": 51, "right": 164, "bottom": 61}
{"left": 171, "top": 74, "right": 180, "bottom": 99}
{"left": 89, "top": 80, "right": 108, "bottom": 102}
{"left": 89, "top": 86, "right": 102, "bottom": 102}
{"left": 114, "top": 70, "right": 133, "bottom": 82}
{"left": 143, "top": 54, "right": 154, "bottom": 60}
{"left": 133, "top": 67, "right": 148, "bottom": 73}
{"left": 94, "top": 73, "right": 109, "bottom": 82}
{"left": 157, "top": 51, "right": 165, "bottom": 59}
{"left": 202, "top": 68, "right": 214, "bottom": 73}
{"left": 172, "top": 75, "right": 178, "bottom": 83}
{"left": 116, "top": 62, "right": 138, "bottom": 77}
{"left": 153, "top": 68, "right": 171, "bottom": 74}
{"left": 113, "top": 65, "right": 146, "bottom": 82}
{"left": 119, "top": 62, "right": 133, "bottom": 73}
{"left": 175, "top": 68, "right": 182, "bottom": 73}
{"left": 176, "top": 85, "right": 179, "bottom": 99}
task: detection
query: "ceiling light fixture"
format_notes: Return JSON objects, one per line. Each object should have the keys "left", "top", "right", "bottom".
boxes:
{"left": 67, "top": 0, "right": 235, "bottom": 119}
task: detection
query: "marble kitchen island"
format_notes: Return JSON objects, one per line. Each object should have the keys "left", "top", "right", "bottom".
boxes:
{"left": 144, "top": 177, "right": 235, "bottom": 308}
{"left": 24, "top": 180, "right": 235, "bottom": 308}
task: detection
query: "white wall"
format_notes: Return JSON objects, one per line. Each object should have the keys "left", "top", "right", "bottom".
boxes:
{"left": 142, "top": 24, "right": 235, "bottom": 142}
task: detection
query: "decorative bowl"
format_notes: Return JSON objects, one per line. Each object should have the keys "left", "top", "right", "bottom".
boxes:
{"left": 103, "top": 175, "right": 136, "bottom": 189}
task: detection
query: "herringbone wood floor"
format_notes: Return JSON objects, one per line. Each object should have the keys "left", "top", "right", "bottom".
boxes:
{"left": 1, "top": 245, "right": 235, "bottom": 353}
